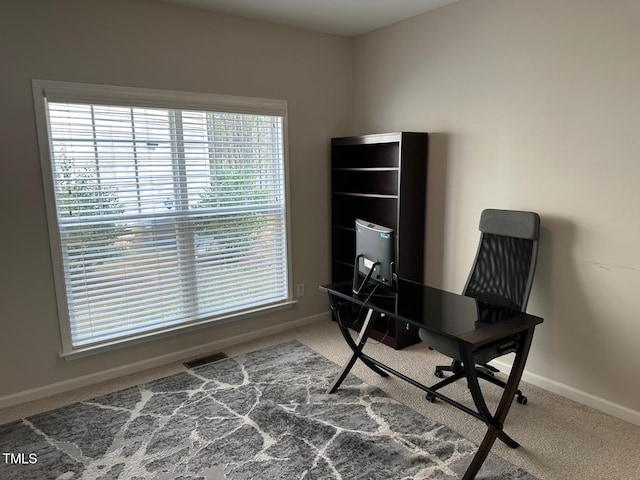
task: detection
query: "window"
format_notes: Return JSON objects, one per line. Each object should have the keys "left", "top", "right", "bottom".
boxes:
{"left": 33, "top": 81, "right": 292, "bottom": 356}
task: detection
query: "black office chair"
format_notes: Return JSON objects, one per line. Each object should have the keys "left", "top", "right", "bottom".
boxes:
{"left": 419, "top": 208, "right": 540, "bottom": 404}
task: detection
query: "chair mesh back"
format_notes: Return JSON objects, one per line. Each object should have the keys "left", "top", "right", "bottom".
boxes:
{"left": 464, "top": 233, "right": 535, "bottom": 311}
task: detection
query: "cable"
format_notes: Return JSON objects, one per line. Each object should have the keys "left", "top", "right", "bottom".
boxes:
{"left": 357, "top": 281, "right": 381, "bottom": 317}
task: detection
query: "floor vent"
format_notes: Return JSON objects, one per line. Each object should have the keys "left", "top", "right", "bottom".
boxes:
{"left": 183, "top": 352, "right": 228, "bottom": 369}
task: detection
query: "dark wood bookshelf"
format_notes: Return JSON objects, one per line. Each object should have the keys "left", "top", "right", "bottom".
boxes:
{"left": 330, "top": 132, "right": 429, "bottom": 349}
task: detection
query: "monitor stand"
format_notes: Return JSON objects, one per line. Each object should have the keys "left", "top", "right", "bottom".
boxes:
{"left": 352, "top": 254, "right": 379, "bottom": 294}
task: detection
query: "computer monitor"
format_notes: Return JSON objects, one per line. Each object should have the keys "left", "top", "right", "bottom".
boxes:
{"left": 353, "top": 219, "right": 397, "bottom": 294}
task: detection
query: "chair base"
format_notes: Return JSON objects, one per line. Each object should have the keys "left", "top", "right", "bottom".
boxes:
{"left": 428, "top": 360, "right": 528, "bottom": 405}
{"left": 434, "top": 361, "right": 499, "bottom": 378}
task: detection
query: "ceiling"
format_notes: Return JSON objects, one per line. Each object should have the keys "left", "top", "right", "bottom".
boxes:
{"left": 159, "top": 0, "right": 460, "bottom": 37}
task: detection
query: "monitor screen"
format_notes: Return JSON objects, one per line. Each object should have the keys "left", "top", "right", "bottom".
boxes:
{"left": 354, "top": 219, "right": 396, "bottom": 291}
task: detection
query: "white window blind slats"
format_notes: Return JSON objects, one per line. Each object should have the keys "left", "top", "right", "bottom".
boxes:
{"left": 70, "top": 291, "right": 288, "bottom": 347}
{"left": 68, "top": 280, "right": 289, "bottom": 340}
{"left": 40, "top": 88, "right": 289, "bottom": 351}
{"left": 63, "top": 262, "right": 286, "bottom": 296}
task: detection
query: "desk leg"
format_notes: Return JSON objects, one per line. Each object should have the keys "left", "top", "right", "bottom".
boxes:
{"left": 460, "top": 327, "right": 536, "bottom": 480}
{"left": 328, "top": 305, "right": 387, "bottom": 394}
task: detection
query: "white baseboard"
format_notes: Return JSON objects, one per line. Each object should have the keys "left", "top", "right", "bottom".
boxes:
{"left": 0, "top": 313, "right": 327, "bottom": 411}
{"left": 491, "top": 359, "right": 640, "bottom": 427}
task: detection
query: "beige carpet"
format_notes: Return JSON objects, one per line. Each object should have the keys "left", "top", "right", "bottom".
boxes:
{"left": 2, "top": 319, "right": 639, "bottom": 479}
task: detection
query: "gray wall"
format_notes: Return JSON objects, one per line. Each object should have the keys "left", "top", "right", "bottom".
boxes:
{"left": 354, "top": 0, "right": 640, "bottom": 422}
{"left": 0, "top": 0, "right": 351, "bottom": 403}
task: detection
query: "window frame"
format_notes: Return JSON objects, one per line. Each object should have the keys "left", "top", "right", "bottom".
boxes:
{"left": 32, "top": 79, "right": 294, "bottom": 359}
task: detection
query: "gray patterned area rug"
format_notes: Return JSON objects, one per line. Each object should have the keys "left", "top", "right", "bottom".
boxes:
{"left": 1, "top": 341, "right": 535, "bottom": 479}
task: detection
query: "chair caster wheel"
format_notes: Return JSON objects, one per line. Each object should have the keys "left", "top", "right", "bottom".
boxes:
{"left": 434, "top": 370, "right": 444, "bottom": 378}
{"left": 516, "top": 395, "right": 528, "bottom": 405}
{"left": 426, "top": 393, "right": 437, "bottom": 403}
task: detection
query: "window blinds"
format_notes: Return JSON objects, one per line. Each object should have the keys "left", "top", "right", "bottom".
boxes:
{"left": 41, "top": 90, "right": 289, "bottom": 350}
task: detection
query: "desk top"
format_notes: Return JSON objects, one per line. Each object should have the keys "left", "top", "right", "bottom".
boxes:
{"left": 321, "top": 278, "right": 543, "bottom": 348}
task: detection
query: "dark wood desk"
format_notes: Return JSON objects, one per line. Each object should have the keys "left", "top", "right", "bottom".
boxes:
{"left": 321, "top": 278, "right": 543, "bottom": 480}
